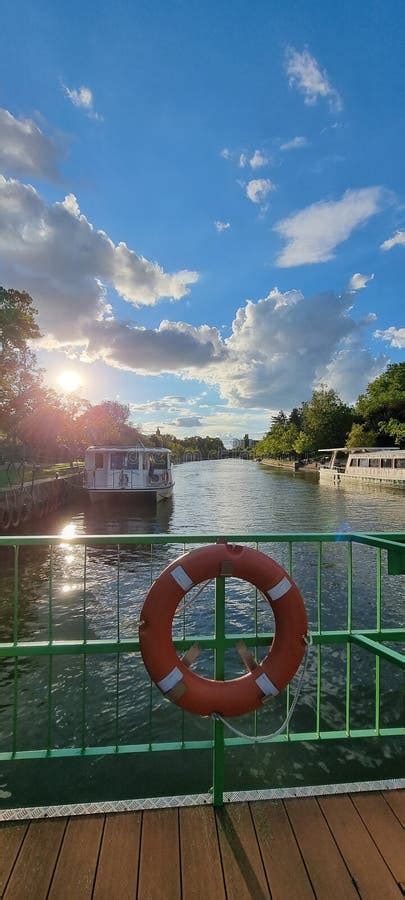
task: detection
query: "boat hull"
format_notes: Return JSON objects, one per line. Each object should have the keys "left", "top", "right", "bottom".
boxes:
{"left": 87, "top": 485, "right": 174, "bottom": 503}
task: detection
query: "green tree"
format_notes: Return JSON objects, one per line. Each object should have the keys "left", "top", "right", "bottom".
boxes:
{"left": 346, "top": 423, "right": 377, "bottom": 449}
{"left": 356, "top": 363, "right": 405, "bottom": 430}
{"left": 301, "top": 387, "right": 353, "bottom": 450}
{"left": 384, "top": 418, "right": 405, "bottom": 446}
{"left": 0, "top": 287, "right": 44, "bottom": 445}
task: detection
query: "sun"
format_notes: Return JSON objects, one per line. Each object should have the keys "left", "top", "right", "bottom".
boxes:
{"left": 57, "top": 370, "right": 83, "bottom": 393}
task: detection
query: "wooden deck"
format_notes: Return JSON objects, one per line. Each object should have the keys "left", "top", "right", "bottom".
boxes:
{"left": 0, "top": 791, "right": 404, "bottom": 898}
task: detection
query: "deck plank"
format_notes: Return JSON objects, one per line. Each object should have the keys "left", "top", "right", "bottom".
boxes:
{"left": 0, "top": 823, "right": 28, "bottom": 896}
{"left": 285, "top": 797, "right": 358, "bottom": 899}
{"left": 352, "top": 792, "right": 405, "bottom": 887}
{"left": 47, "top": 814, "right": 105, "bottom": 900}
{"left": 319, "top": 794, "right": 402, "bottom": 898}
{"left": 216, "top": 802, "right": 269, "bottom": 900}
{"left": 3, "top": 818, "right": 67, "bottom": 900}
{"left": 179, "top": 806, "right": 225, "bottom": 900}
{"left": 251, "top": 800, "right": 315, "bottom": 900}
{"left": 383, "top": 790, "right": 405, "bottom": 827}
{"left": 93, "top": 812, "right": 141, "bottom": 900}
{"left": 138, "top": 808, "right": 180, "bottom": 900}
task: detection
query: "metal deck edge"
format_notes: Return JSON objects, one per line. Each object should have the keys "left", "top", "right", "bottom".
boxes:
{"left": 1, "top": 779, "right": 405, "bottom": 821}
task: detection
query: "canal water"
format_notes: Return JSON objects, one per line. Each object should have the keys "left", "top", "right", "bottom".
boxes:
{"left": 0, "top": 460, "right": 404, "bottom": 809}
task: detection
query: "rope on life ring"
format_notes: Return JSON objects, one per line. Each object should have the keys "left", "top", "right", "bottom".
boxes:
{"left": 139, "top": 543, "right": 308, "bottom": 719}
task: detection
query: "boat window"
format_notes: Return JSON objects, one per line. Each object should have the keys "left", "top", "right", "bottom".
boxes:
{"left": 381, "top": 458, "right": 393, "bottom": 468}
{"left": 127, "top": 451, "right": 139, "bottom": 470}
{"left": 95, "top": 453, "right": 104, "bottom": 469}
{"left": 150, "top": 453, "right": 168, "bottom": 469}
{"left": 394, "top": 458, "right": 405, "bottom": 468}
{"left": 359, "top": 457, "right": 369, "bottom": 467}
{"left": 110, "top": 452, "right": 125, "bottom": 470}
{"left": 349, "top": 458, "right": 358, "bottom": 467}
{"left": 368, "top": 458, "right": 380, "bottom": 467}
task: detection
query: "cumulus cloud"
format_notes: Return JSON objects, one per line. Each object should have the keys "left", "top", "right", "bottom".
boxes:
{"left": 131, "top": 396, "right": 187, "bottom": 413}
{"left": 245, "top": 178, "right": 275, "bottom": 204}
{"left": 274, "top": 187, "right": 383, "bottom": 267}
{"left": 380, "top": 230, "right": 405, "bottom": 251}
{"left": 0, "top": 108, "right": 64, "bottom": 180}
{"left": 220, "top": 147, "right": 231, "bottom": 159}
{"left": 280, "top": 136, "right": 309, "bottom": 151}
{"left": 170, "top": 416, "right": 203, "bottom": 428}
{"left": 0, "top": 176, "right": 198, "bottom": 342}
{"left": 315, "top": 343, "right": 387, "bottom": 403}
{"left": 285, "top": 47, "right": 342, "bottom": 111}
{"left": 239, "top": 153, "right": 247, "bottom": 168}
{"left": 348, "top": 272, "right": 374, "bottom": 292}
{"left": 249, "top": 150, "right": 270, "bottom": 169}
{"left": 374, "top": 326, "right": 405, "bottom": 348}
{"left": 214, "top": 220, "right": 230, "bottom": 232}
{"left": 63, "top": 84, "right": 101, "bottom": 119}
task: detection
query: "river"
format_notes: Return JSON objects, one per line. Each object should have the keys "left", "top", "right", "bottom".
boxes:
{"left": 0, "top": 460, "right": 404, "bottom": 810}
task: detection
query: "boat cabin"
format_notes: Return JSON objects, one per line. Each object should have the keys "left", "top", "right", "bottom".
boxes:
{"left": 84, "top": 446, "right": 174, "bottom": 499}
{"left": 318, "top": 447, "right": 405, "bottom": 485}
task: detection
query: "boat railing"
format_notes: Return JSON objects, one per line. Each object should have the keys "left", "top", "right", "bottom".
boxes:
{"left": 0, "top": 531, "right": 404, "bottom": 814}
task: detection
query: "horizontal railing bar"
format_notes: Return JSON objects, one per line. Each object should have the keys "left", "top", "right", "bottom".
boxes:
{"left": 0, "top": 531, "right": 399, "bottom": 547}
{"left": 351, "top": 634, "right": 405, "bottom": 669}
{"left": 2, "top": 726, "right": 405, "bottom": 760}
{"left": 2, "top": 629, "right": 405, "bottom": 658}
{"left": 351, "top": 533, "right": 405, "bottom": 550}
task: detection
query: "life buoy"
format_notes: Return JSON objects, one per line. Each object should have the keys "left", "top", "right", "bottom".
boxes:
{"left": 139, "top": 543, "right": 308, "bottom": 718}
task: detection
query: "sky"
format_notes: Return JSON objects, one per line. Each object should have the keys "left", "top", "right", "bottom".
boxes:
{"left": 0, "top": 0, "right": 404, "bottom": 444}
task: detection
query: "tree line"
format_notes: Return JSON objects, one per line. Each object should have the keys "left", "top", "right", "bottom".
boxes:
{"left": 254, "top": 366, "right": 405, "bottom": 460}
{"left": 1, "top": 286, "right": 403, "bottom": 463}
{"left": 0, "top": 287, "right": 225, "bottom": 462}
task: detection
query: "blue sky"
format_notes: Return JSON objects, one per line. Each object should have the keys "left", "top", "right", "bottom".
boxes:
{"left": 0, "top": 0, "right": 404, "bottom": 443}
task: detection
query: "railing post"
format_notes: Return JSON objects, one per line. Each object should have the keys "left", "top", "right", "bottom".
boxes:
{"left": 213, "top": 574, "right": 225, "bottom": 807}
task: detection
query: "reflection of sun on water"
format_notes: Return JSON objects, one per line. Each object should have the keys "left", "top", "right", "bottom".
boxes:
{"left": 60, "top": 522, "right": 77, "bottom": 539}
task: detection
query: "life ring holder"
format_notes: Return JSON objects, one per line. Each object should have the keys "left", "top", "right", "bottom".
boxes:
{"left": 139, "top": 543, "right": 308, "bottom": 719}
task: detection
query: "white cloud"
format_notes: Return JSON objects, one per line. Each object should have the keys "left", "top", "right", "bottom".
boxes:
{"left": 249, "top": 150, "right": 270, "bottom": 169}
{"left": 0, "top": 176, "right": 198, "bottom": 342}
{"left": 220, "top": 147, "right": 231, "bottom": 159}
{"left": 245, "top": 178, "right": 275, "bottom": 204}
{"left": 380, "top": 230, "right": 405, "bottom": 251}
{"left": 63, "top": 84, "right": 101, "bottom": 120}
{"left": 374, "top": 326, "right": 405, "bottom": 348}
{"left": 131, "top": 396, "right": 186, "bottom": 413}
{"left": 214, "top": 220, "right": 230, "bottom": 232}
{"left": 0, "top": 108, "right": 64, "bottom": 180}
{"left": 280, "top": 136, "right": 309, "bottom": 151}
{"left": 170, "top": 416, "right": 203, "bottom": 428}
{"left": 239, "top": 153, "right": 247, "bottom": 167}
{"left": 348, "top": 272, "right": 374, "bottom": 291}
{"left": 285, "top": 47, "right": 342, "bottom": 111}
{"left": 274, "top": 187, "right": 383, "bottom": 267}
{"left": 315, "top": 343, "right": 387, "bottom": 403}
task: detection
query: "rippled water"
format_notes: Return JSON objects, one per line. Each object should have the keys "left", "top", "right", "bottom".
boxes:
{"left": 0, "top": 460, "right": 404, "bottom": 809}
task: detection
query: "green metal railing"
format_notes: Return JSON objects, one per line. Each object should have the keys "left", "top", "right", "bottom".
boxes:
{"left": 0, "top": 531, "right": 404, "bottom": 808}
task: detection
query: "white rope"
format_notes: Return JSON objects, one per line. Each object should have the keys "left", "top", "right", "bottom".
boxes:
{"left": 212, "top": 637, "right": 312, "bottom": 743}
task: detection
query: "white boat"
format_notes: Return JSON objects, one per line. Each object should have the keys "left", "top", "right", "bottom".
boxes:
{"left": 84, "top": 446, "right": 174, "bottom": 502}
{"left": 318, "top": 447, "right": 405, "bottom": 488}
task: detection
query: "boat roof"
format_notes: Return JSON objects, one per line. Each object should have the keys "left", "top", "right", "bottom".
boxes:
{"left": 85, "top": 446, "right": 171, "bottom": 453}
{"left": 318, "top": 447, "right": 400, "bottom": 453}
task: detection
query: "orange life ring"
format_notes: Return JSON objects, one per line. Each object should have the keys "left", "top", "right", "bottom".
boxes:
{"left": 139, "top": 543, "right": 308, "bottom": 718}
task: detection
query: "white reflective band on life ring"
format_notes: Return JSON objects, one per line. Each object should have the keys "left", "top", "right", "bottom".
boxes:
{"left": 171, "top": 566, "right": 193, "bottom": 591}
{"left": 267, "top": 576, "right": 291, "bottom": 601}
{"left": 158, "top": 667, "right": 183, "bottom": 694}
{"left": 255, "top": 672, "right": 279, "bottom": 696}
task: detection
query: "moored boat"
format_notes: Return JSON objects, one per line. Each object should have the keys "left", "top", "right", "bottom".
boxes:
{"left": 319, "top": 446, "right": 405, "bottom": 487}
{"left": 84, "top": 445, "right": 174, "bottom": 502}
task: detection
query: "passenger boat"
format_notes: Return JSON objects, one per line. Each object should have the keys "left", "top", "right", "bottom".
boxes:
{"left": 319, "top": 446, "right": 405, "bottom": 487}
{"left": 84, "top": 445, "right": 174, "bottom": 502}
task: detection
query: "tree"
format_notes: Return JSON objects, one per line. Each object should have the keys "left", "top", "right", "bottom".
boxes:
{"left": 346, "top": 423, "right": 377, "bottom": 449}
{"left": 0, "top": 287, "right": 45, "bottom": 445}
{"left": 384, "top": 418, "right": 405, "bottom": 446}
{"left": 301, "top": 387, "right": 353, "bottom": 450}
{"left": 77, "top": 401, "right": 143, "bottom": 446}
{"left": 356, "top": 363, "right": 405, "bottom": 430}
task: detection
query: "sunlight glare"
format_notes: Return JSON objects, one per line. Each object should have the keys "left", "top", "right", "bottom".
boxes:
{"left": 57, "top": 370, "right": 83, "bottom": 393}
